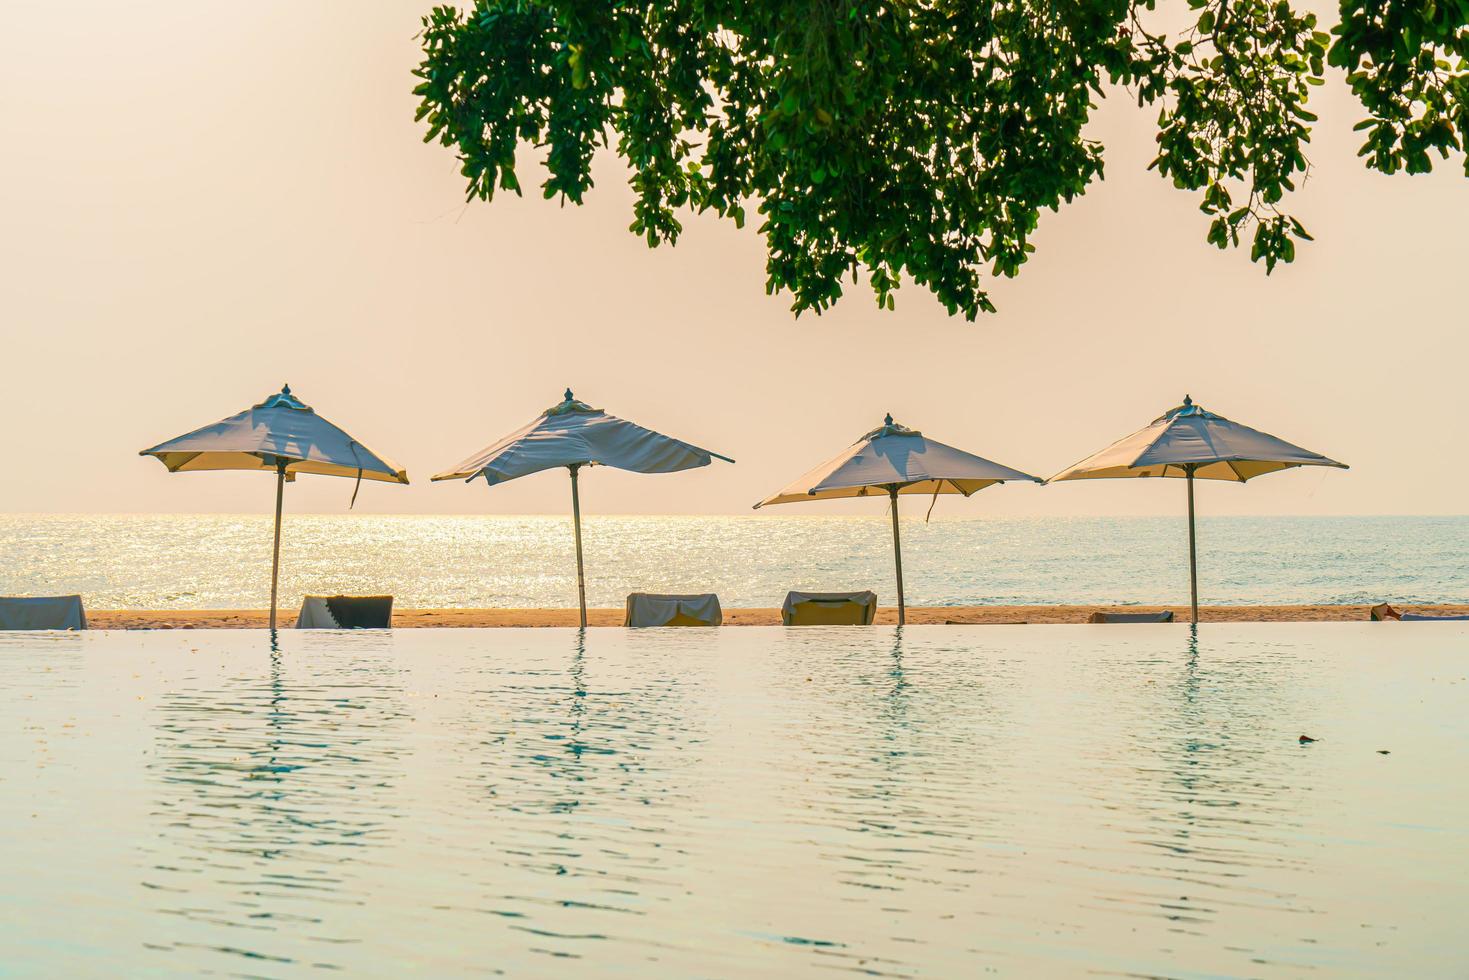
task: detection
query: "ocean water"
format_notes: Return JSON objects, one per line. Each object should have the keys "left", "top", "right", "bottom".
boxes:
{"left": 0, "top": 513, "right": 1466, "bottom": 609}
{"left": 1, "top": 625, "right": 1466, "bottom": 976}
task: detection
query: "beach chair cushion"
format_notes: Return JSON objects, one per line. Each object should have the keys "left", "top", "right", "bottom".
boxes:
{"left": 624, "top": 593, "right": 722, "bottom": 628}
{"left": 0, "top": 595, "right": 87, "bottom": 630}
{"left": 782, "top": 591, "right": 878, "bottom": 626}
{"left": 1088, "top": 611, "right": 1174, "bottom": 624}
{"left": 296, "top": 595, "right": 393, "bottom": 629}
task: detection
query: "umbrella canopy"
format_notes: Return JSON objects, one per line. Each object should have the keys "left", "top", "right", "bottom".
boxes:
{"left": 141, "top": 385, "right": 407, "bottom": 483}
{"left": 755, "top": 415, "right": 1043, "bottom": 624}
{"left": 140, "top": 385, "right": 408, "bottom": 629}
{"left": 433, "top": 390, "right": 733, "bottom": 627}
{"left": 1049, "top": 395, "right": 1346, "bottom": 483}
{"left": 756, "top": 415, "right": 1041, "bottom": 507}
{"left": 1048, "top": 395, "right": 1346, "bottom": 623}
{"left": 434, "top": 390, "right": 731, "bottom": 484}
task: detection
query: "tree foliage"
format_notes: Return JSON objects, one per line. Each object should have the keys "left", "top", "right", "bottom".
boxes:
{"left": 1332, "top": 0, "right": 1469, "bottom": 175}
{"left": 413, "top": 0, "right": 1467, "bottom": 319}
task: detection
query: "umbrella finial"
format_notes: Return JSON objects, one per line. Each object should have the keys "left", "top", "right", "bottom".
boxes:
{"left": 546, "top": 389, "right": 595, "bottom": 416}
{"left": 1167, "top": 393, "right": 1209, "bottom": 420}
{"left": 865, "top": 413, "right": 919, "bottom": 440}
{"left": 257, "top": 384, "right": 309, "bottom": 411}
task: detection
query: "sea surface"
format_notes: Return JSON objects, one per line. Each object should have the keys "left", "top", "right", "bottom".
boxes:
{"left": 1, "top": 514, "right": 1466, "bottom": 609}
{"left": 1, "top": 625, "right": 1466, "bottom": 977}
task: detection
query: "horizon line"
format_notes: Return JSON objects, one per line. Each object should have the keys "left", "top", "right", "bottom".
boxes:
{"left": 3, "top": 511, "right": 1467, "bottom": 520}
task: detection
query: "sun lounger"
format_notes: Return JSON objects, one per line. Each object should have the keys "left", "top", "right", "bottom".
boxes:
{"left": 296, "top": 595, "right": 393, "bottom": 629}
{"left": 1370, "top": 603, "right": 1469, "bottom": 622}
{"left": 0, "top": 595, "right": 87, "bottom": 630}
{"left": 1088, "top": 611, "right": 1174, "bottom": 624}
{"left": 782, "top": 590, "right": 878, "bottom": 626}
{"left": 624, "top": 593, "right": 722, "bottom": 627}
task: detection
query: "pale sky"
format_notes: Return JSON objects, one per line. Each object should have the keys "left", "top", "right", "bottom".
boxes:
{"left": 4, "top": 1, "right": 1465, "bottom": 517}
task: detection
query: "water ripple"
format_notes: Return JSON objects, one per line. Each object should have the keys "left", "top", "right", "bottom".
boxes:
{"left": 1, "top": 625, "right": 1467, "bottom": 976}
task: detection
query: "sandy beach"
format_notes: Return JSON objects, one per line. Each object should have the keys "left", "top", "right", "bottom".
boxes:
{"left": 84, "top": 604, "right": 1469, "bottom": 629}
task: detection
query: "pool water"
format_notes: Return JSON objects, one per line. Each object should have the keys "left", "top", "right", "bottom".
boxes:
{"left": 2, "top": 625, "right": 1467, "bottom": 977}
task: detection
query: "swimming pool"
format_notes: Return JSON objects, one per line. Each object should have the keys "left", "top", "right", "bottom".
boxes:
{"left": 1, "top": 625, "right": 1465, "bottom": 977}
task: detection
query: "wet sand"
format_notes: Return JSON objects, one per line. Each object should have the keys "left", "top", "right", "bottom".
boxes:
{"left": 86, "top": 605, "right": 1469, "bottom": 628}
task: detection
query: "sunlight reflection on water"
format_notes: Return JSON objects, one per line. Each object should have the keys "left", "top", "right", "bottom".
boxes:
{"left": 1, "top": 625, "right": 1467, "bottom": 976}
{"left": 2, "top": 514, "right": 1468, "bottom": 608}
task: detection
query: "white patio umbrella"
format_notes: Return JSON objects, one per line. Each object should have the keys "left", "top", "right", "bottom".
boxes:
{"left": 433, "top": 389, "right": 733, "bottom": 627}
{"left": 754, "top": 414, "right": 1043, "bottom": 625}
{"left": 1048, "top": 395, "right": 1347, "bottom": 623}
{"left": 140, "top": 385, "right": 409, "bottom": 630}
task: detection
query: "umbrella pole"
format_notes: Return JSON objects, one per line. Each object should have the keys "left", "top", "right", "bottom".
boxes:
{"left": 1186, "top": 465, "right": 1199, "bottom": 625}
{"left": 270, "top": 459, "right": 286, "bottom": 632}
{"left": 569, "top": 464, "right": 587, "bottom": 629}
{"left": 889, "top": 486, "right": 906, "bottom": 626}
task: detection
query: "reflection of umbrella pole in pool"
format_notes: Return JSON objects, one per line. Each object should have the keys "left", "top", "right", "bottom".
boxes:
{"left": 434, "top": 390, "right": 732, "bottom": 629}
{"left": 569, "top": 628, "right": 587, "bottom": 751}
{"left": 1049, "top": 396, "right": 1346, "bottom": 625}
{"left": 140, "top": 385, "right": 409, "bottom": 633}
{"left": 888, "top": 628, "right": 907, "bottom": 702}
{"left": 756, "top": 415, "right": 1042, "bottom": 626}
